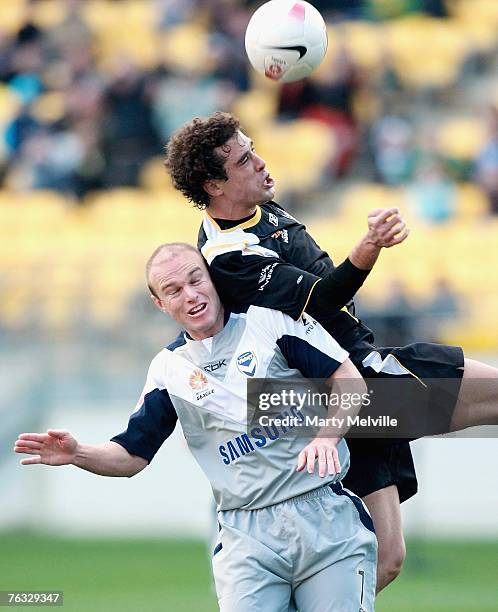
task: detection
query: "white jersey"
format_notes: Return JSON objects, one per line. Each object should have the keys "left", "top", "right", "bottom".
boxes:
{"left": 112, "top": 306, "right": 349, "bottom": 511}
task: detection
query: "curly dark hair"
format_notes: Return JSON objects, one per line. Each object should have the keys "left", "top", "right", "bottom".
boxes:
{"left": 164, "top": 112, "right": 241, "bottom": 210}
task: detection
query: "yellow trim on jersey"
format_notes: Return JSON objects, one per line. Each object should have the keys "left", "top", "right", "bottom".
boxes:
{"left": 203, "top": 240, "right": 249, "bottom": 260}
{"left": 205, "top": 206, "right": 262, "bottom": 232}
{"left": 341, "top": 305, "right": 359, "bottom": 323}
{"left": 298, "top": 278, "right": 322, "bottom": 319}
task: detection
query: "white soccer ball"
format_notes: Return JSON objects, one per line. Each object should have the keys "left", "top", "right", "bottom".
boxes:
{"left": 245, "top": 0, "right": 328, "bottom": 83}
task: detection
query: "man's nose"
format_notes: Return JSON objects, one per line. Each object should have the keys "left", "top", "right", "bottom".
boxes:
{"left": 184, "top": 285, "right": 198, "bottom": 301}
{"left": 254, "top": 153, "right": 266, "bottom": 171}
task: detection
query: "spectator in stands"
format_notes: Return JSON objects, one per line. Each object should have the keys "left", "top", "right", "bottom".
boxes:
{"left": 152, "top": 70, "right": 238, "bottom": 145}
{"left": 356, "top": 278, "right": 418, "bottom": 346}
{"left": 474, "top": 105, "right": 498, "bottom": 215}
{"left": 421, "top": 277, "right": 461, "bottom": 340}
{"left": 208, "top": 0, "right": 251, "bottom": 91}
{"left": 408, "top": 160, "right": 457, "bottom": 224}
{"left": 277, "top": 46, "right": 359, "bottom": 177}
{"left": 101, "top": 56, "right": 161, "bottom": 187}
{"left": 46, "top": 0, "right": 92, "bottom": 64}
{"left": 4, "top": 103, "right": 41, "bottom": 159}
{"left": 421, "top": 0, "right": 448, "bottom": 18}
{"left": 371, "top": 112, "right": 416, "bottom": 185}
{"left": 155, "top": 0, "right": 200, "bottom": 29}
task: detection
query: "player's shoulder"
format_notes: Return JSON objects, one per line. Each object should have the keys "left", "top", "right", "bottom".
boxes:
{"left": 262, "top": 201, "right": 301, "bottom": 225}
{"left": 147, "top": 332, "right": 188, "bottom": 373}
{"left": 166, "top": 330, "right": 188, "bottom": 352}
{"left": 245, "top": 304, "right": 294, "bottom": 333}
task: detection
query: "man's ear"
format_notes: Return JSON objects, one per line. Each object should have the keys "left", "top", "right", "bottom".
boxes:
{"left": 151, "top": 294, "right": 166, "bottom": 312}
{"left": 203, "top": 179, "right": 224, "bottom": 198}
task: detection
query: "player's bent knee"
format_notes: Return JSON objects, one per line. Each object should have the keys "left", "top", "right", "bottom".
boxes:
{"left": 377, "top": 540, "right": 406, "bottom": 591}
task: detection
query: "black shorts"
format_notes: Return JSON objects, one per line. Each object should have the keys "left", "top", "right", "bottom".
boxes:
{"left": 354, "top": 342, "right": 465, "bottom": 438}
{"left": 343, "top": 341, "right": 464, "bottom": 503}
{"left": 343, "top": 439, "right": 417, "bottom": 503}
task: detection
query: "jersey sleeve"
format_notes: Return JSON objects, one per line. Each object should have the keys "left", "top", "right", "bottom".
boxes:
{"left": 251, "top": 306, "right": 349, "bottom": 379}
{"left": 111, "top": 353, "right": 178, "bottom": 462}
{"left": 209, "top": 250, "right": 320, "bottom": 319}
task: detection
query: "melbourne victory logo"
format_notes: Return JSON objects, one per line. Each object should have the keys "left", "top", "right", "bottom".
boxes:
{"left": 237, "top": 351, "right": 258, "bottom": 377}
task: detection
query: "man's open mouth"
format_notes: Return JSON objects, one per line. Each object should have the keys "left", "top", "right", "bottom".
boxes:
{"left": 188, "top": 303, "right": 207, "bottom": 316}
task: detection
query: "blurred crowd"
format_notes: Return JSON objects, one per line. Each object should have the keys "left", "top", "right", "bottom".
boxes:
{"left": 0, "top": 0, "right": 497, "bottom": 218}
{"left": 357, "top": 276, "right": 462, "bottom": 346}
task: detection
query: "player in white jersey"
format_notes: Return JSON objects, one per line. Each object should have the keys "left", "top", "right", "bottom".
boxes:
{"left": 164, "top": 111, "right": 498, "bottom": 592}
{"left": 15, "top": 243, "right": 377, "bottom": 612}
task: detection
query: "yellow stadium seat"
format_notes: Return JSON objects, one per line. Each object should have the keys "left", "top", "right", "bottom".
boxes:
{"left": 31, "top": 91, "right": 66, "bottom": 124}
{"left": 338, "top": 184, "right": 406, "bottom": 222}
{"left": 139, "top": 156, "right": 172, "bottom": 191}
{"left": 337, "top": 21, "right": 385, "bottom": 73}
{"left": 0, "top": 84, "right": 22, "bottom": 125}
{"left": 232, "top": 90, "right": 278, "bottom": 134}
{"left": 438, "top": 117, "right": 486, "bottom": 160}
{"left": 0, "top": 1, "right": 27, "bottom": 35}
{"left": 252, "top": 119, "right": 336, "bottom": 193}
{"left": 160, "top": 23, "right": 213, "bottom": 75}
{"left": 32, "top": 0, "right": 67, "bottom": 29}
{"left": 385, "top": 16, "right": 470, "bottom": 89}
{"left": 454, "top": 184, "right": 489, "bottom": 220}
{"left": 449, "top": 0, "right": 498, "bottom": 25}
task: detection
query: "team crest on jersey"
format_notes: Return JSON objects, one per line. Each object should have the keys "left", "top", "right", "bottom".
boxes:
{"left": 268, "top": 213, "right": 279, "bottom": 227}
{"left": 237, "top": 351, "right": 258, "bottom": 377}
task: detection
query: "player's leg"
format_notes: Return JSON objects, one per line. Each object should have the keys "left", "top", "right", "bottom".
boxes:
{"left": 293, "top": 552, "right": 376, "bottom": 612}
{"left": 213, "top": 510, "right": 293, "bottom": 612}
{"left": 342, "top": 439, "right": 416, "bottom": 592}
{"left": 292, "top": 484, "right": 377, "bottom": 612}
{"left": 362, "top": 485, "right": 405, "bottom": 593}
{"left": 450, "top": 358, "right": 498, "bottom": 431}
{"left": 212, "top": 539, "right": 292, "bottom": 612}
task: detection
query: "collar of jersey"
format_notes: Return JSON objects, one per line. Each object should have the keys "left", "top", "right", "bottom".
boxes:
{"left": 205, "top": 206, "right": 262, "bottom": 232}
{"left": 183, "top": 308, "right": 232, "bottom": 341}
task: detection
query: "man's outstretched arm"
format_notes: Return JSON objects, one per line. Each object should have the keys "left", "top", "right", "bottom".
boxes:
{"left": 205, "top": 207, "right": 409, "bottom": 322}
{"left": 308, "top": 207, "right": 409, "bottom": 311}
{"left": 14, "top": 430, "right": 148, "bottom": 477}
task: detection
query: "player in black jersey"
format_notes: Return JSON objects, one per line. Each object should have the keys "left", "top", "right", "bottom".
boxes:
{"left": 164, "top": 111, "right": 498, "bottom": 592}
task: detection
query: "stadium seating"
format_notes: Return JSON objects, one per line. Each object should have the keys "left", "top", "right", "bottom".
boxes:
{"left": 1, "top": 173, "right": 497, "bottom": 346}
{"left": 1, "top": 0, "right": 497, "bottom": 350}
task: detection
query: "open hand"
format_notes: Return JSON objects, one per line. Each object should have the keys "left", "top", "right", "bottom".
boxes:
{"left": 14, "top": 430, "right": 77, "bottom": 466}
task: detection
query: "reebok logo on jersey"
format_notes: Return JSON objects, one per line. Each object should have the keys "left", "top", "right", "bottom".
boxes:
{"left": 271, "top": 229, "right": 289, "bottom": 243}
{"left": 268, "top": 213, "right": 279, "bottom": 227}
{"left": 237, "top": 351, "right": 258, "bottom": 377}
{"left": 297, "top": 275, "right": 303, "bottom": 284}
{"left": 203, "top": 359, "right": 227, "bottom": 373}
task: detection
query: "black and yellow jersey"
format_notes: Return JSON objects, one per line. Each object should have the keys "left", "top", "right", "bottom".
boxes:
{"left": 197, "top": 200, "right": 372, "bottom": 344}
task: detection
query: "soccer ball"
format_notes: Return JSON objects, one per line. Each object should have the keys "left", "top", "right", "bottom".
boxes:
{"left": 245, "top": 0, "right": 327, "bottom": 83}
